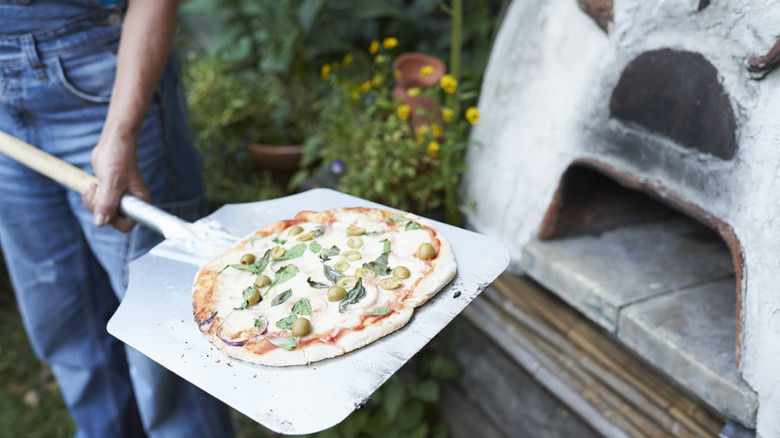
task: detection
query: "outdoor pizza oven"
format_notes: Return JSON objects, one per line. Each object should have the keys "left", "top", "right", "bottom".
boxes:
{"left": 460, "top": 0, "right": 780, "bottom": 436}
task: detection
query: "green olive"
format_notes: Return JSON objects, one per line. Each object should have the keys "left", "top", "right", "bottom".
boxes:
{"left": 245, "top": 287, "right": 261, "bottom": 306}
{"left": 291, "top": 318, "right": 312, "bottom": 337}
{"left": 347, "top": 237, "right": 364, "bottom": 249}
{"left": 380, "top": 277, "right": 403, "bottom": 290}
{"left": 240, "top": 253, "right": 256, "bottom": 265}
{"left": 334, "top": 261, "right": 350, "bottom": 272}
{"left": 327, "top": 286, "right": 347, "bottom": 302}
{"left": 355, "top": 268, "right": 376, "bottom": 281}
{"left": 417, "top": 243, "right": 435, "bottom": 260}
{"left": 342, "top": 250, "right": 362, "bottom": 261}
{"left": 254, "top": 275, "right": 271, "bottom": 288}
{"left": 346, "top": 226, "right": 366, "bottom": 236}
{"left": 393, "top": 266, "right": 411, "bottom": 279}
{"left": 270, "top": 246, "right": 286, "bottom": 258}
{"left": 297, "top": 231, "right": 315, "bottom": 241}
{"left": 288, "top": 225, "right": 304, "bottom": 236}
{"left": 337, "top": 275, "right": 359, "bottom": 289}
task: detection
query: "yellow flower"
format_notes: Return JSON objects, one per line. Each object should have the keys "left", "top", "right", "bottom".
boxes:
{"left": 431, "top": 123, "right": 443, "bottom": 137}
{"left": 427, "top": 141, "right": 440, "bottom": 157}
{"left": 320, "top": 63, "right": 331, "bottom": 80}
{"left": 375, "top": 55, "right": 386, "bottom": 64}
{"left": 371, "top": 75, "right": 382, "bottom": 87}
{"left": 342, "top": 53, "right": 353, "bottom": 66}
{"left": 383, "top": 37, "right": 398, "bottom": 50}
{"left": 350, "top": 90, "right": 360, "bottom": 100}
{"left": 407, "top": 87, "right": 421, "bottom": 97}
{"left": 442, "top": 107, "right": 454, "bottom": 123}
{"left": 465, "top": 107, "right": 481, "bottom": 125}
{"left": 397, "top": 104, "right": 411, "bottom": 120}
{"left": 419, "top": 65, "right": 434, "bottom": 77}
{"left": 369, "top": 40, "right": 379, "bottom": 54}
{"left": 360, "top": 81, "right": 372, "bottom": 92}
{"left": 440, "top": 74, "right": 457, "bottom": 94}
{"left": 416, "top": 125, "right": 430, "bottom": 144}
{"left": 394, "top": 69, "right": 402, "bottom": 80}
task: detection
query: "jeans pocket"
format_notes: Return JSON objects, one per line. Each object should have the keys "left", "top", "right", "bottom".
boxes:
{"left": 52, "top": 41, "right": 118, "bottom": 104}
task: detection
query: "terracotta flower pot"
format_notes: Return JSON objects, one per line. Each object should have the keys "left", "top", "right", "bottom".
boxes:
{"left": 393, "top": 52, "right": 446, "bottom": 89}
{"left": 392, "top": 53, "right": 447, "bottom": 133}
{"left": 245, "top": 142, "right": 303, "bottom": 170}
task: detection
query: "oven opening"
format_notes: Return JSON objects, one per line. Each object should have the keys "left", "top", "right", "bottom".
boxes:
{"left": 533, "top": 162, "right": 744, "bottom": 363}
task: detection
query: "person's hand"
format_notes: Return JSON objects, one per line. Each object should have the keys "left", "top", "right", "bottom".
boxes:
{"left": 82, "top": 132, "right": 151, "bottom": 232}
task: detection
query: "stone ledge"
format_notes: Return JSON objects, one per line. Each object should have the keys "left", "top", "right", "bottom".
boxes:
{"left": 618, "top": 279, "right": 758, "bottom": 427}
{"left": 518, "top": 215, "right": 757, "bottom": 427}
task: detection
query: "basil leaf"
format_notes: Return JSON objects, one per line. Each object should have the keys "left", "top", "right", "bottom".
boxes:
{"left": 405, "top": 221, "right": 422, "bottom": 231}
{"left": 386, "top": 213, "right": 405, "bottom": 222}
{"left": 380, "top": 238, "right": 391, "bottom": 254}
{"left": 267, "top": 264, "right": 299, "bottom": 293}
{"left": 265, "top": 336, "right": 297, "bottom": 350}
{"left": 363, "top": 252, "right": 391, "bottom": 276}
{"left": 239, "top": 286, "right": 259, "bottom": 309}
{"left": 254, "top": 318, "right": 267, "bottom": 331}
{"left": 275, "top": 315, "right": 297, "bottom": 330}
{"left": 307, "top": 277, "right": 329, "bottom": 289}
{"left": 364, "top": 231, "right": 386, "bottom": 237}
{"left": 323, "top": 263, "right": 343, "bottom": 284}
{"left": 291, "top": 297, "right": 312, "bottom": 315}
{"left": 319, "top": 245, "right": 340, "bottom": 261}
{"left": 273, "top": 243, "right": 306, "bottom": 261}
{"left": 313, "top": 225, "right": 326, "bottom": 237}
{"left": 367, "top": 307, "right": 391, "bottom": 316}
{"left": 339, "top": 278, "right": 367, "bottom": 313}
{"left": 273, "top": 237, "right": 287, "bottom": 245}
{"left": 310, "top": 241, "right": 322, "bottom": 253}
{"left": 271, "top": 289, "right": 292, "bottom": 306}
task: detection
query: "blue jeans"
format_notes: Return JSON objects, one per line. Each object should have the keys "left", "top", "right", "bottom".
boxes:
{"left": 0, "top": 4, "right": 233, "bottom": 438}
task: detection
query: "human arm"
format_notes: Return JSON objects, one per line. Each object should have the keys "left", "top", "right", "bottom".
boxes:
{"left": 82, "top": 0, "right": 180, "bottom": 232}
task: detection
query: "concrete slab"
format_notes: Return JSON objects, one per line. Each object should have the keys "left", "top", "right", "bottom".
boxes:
{"left": 618, "top": 279, "right": 758, "bottom": 427}
{"left": 520, "top": 215, "right": 734, "bottom": 331}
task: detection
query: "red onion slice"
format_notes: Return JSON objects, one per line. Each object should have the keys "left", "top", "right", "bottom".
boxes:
{"left": 216, "top": 310, "right": 265, "bottom": 346}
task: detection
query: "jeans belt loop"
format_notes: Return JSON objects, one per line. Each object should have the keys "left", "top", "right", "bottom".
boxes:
{"left": 20, "top": 36, "right": 47, "bottom": 81}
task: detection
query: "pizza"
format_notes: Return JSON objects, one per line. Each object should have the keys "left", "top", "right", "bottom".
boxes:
{"left": 192, "top": 207, "right": 456, "bottom": 366}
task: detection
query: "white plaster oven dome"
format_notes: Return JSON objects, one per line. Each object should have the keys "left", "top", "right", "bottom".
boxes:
{"left": 463, "top": 0, "right": 780, "bottom": 435}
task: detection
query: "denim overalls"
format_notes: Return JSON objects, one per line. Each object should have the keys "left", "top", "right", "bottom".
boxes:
{"left": 0, "top": 1, "right": 232, "bottom": 437}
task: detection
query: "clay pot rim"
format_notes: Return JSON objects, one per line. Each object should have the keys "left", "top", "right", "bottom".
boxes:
{"left": 245, "top": 142, "right": 304, "bottom": 170}
{"left": 393, "top": 52, "right": 447, "bottom": 89}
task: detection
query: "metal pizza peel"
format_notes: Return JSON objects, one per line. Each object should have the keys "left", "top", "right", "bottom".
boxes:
{"left": 0, "top": 130, "right": 510, "bottom": 434}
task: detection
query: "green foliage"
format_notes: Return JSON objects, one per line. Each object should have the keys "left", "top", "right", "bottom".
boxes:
{"left": 296, "top": 41, "right": 476, "bottom": 225}
{"left": 181, "top": 53, "right": 285, "bottom": 207}
{"left": 180, "top": 0, "right": 328, "bottom": 146}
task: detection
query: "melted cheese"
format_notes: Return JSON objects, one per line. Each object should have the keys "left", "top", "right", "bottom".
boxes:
{"left": 212, "top": 215, "right": 434, "bottom": 342}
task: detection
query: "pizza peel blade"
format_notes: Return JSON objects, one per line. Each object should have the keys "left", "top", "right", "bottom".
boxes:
{"left": 107, "top": 189, "right": 509, "bottom": 435}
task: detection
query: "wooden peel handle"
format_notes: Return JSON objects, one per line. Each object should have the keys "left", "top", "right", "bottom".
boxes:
{"left": 0, "top": 129, "right": 209, "bottom": 242}
{"left": 0, "top": 129, "right": 99, "bottom": 194}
